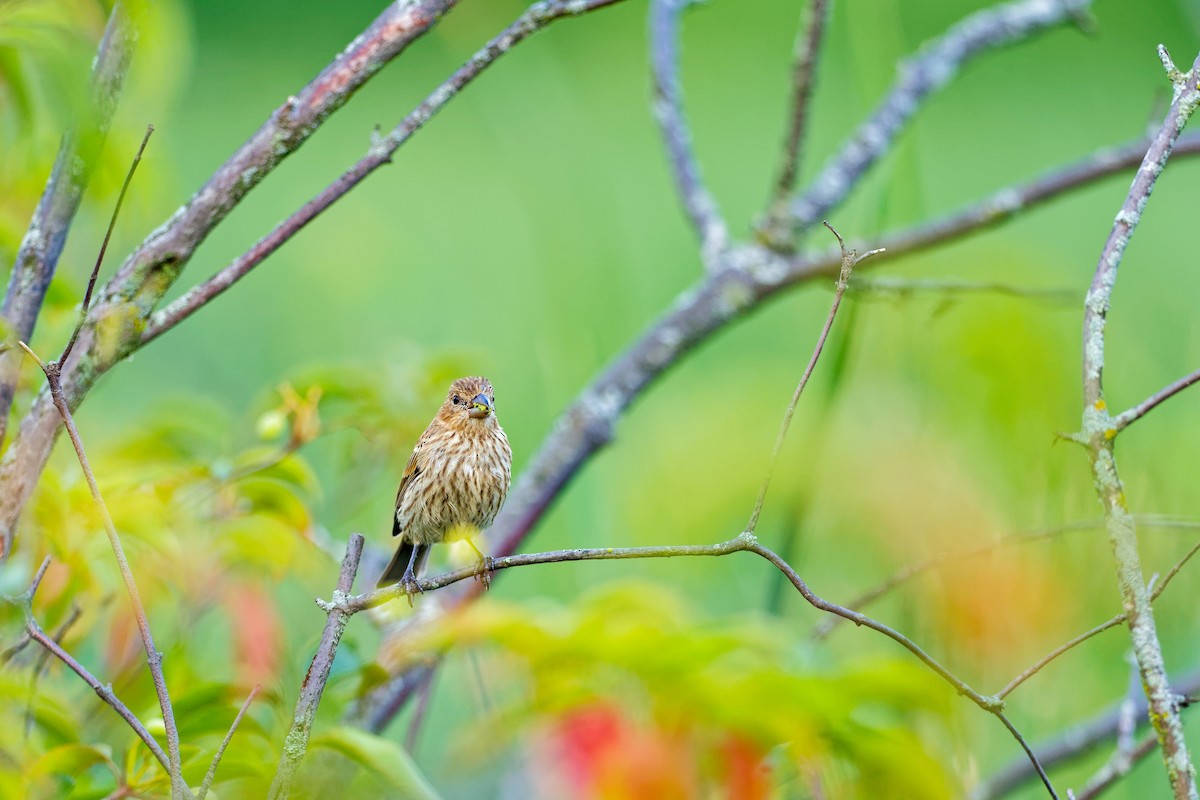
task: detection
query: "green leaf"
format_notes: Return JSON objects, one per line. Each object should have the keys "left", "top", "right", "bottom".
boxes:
{"left": 308, "top": 727, "right": 441, "bottom": 800}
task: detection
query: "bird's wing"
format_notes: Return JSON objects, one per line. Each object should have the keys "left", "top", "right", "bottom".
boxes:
{"left": 392, "top": 443, "right": 423, "bottom": 537}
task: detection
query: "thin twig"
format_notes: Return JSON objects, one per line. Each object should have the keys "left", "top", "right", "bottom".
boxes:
{"left": 405, "top": 669, "right": 437, "bottom": 755}
{"left": 814, "top": 517, "right": 1200, "bottom": 640}
{"left": 26, "top": 603, "right": 83, "bottom": 737}
{"left": 1072, "top": 731, "right": 1160, "bottom": 800}
{"left": 769, "top": 0, "right": 832, "bottom": 203}
{"left": 7, "top": 557, "right": 170, "bottom": 772}
{"left": 782, "top": 0, "right": 1091, "bottom": 243}
{"left": 850, "top": 276, "right": 1074, "bottom": 304}
{"left": 15, "top": 341, "right": 188, "bottom": 799}
{"left": 0, "top": 2, "right": 136, "bottom": 450}
{"left": 649, "top": 0, "right": 728, "bottom": 269}
{"left": 267, "top": 534, "right": 364, "bottom": 800}
{"left": 197, "top": 685, "right": 261, "bottom": 800}
{"left": 142, "top": 0, "right": 627, "bottom": 344}
{"left": 998, "top": 534, "right": 1200, "bottom": 700}
{"left": 1113, "top": 367, "right": 1200, "bottom": 432}
{"left": 972, "top": 668, "right": 1200, "bottom": 800}
{"left": 746, "top": 222, "right": 881, "bottom": 533}
{"left": 59, "top": 125, "right": 154, "bottom": 366}
{"left": 1074, "top": 45, "right": 1200, "bottom": 798}
{"left": 331, "top": 532, "right": 1056, "bottom": 797}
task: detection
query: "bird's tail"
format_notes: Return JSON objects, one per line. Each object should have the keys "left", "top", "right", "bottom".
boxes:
{"left": 377, "top": 540, "right": 430, "bottom": 588}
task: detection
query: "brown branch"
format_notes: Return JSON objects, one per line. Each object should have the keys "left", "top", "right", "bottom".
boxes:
{"left": 1113, "top": 367, "right": 1200, "bottom": 432}
{"left": 778, "top": 0, "right": 1091, "bottom": 244}
{"left": 142, "top": 0, "right": 627, "bottom": 345}
{"left": 25, "top": 603, "right": 83, "bottom": 737}
{"left": 1074, "top": 46, "right": 1200, "bottom": 798}
{"left": 0, "top": 0, "right": 464, "bottom": 562}
{"left": 197, "top": 685, "right": 260, "bottom": 800}
{"left": 768, "top": 0, "right": 831, "bottom": 204}
{"left": 746, "top": 223, "right": 880, "bottom": 533}
{"left": 267, "top": 534, "right": 364, "bottom": 800}
{"left": 15, "top": 342, "right": 187, "bottom": 799}
{"left": 7, "top": 557, "right": 171, "bottom": 773}
{"left": 649, "top": 0, "right": 728, "bottom": 269}
{"left": 0, "top": 2, "right": 136, "bottom": 450}
{"left": 59, "top": 125, "right": 154, "bottom": 367}
{"left": 334, "top": 534, "right": 1057, "bottom": 798}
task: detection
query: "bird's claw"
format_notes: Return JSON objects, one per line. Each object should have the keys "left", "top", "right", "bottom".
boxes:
{"left": 400, "top": 569, "right": 424, "bottom": 607}
{"left": 475, "top": 555, "right": 495, "bottom": 590}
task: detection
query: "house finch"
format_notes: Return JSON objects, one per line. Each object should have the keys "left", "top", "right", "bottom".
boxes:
{"left": 377, "top": 376, "right": 512, "bottom": 597}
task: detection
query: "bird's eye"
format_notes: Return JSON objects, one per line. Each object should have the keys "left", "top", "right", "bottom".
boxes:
{"left": 452, "top": 394, "right": 461, "bottom": 405}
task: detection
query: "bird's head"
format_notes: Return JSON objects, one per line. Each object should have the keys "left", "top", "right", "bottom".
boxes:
{"left": 439, "top": 376, "right": 498, "bottom": 428}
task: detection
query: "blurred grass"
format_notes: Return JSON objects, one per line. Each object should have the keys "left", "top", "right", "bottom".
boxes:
{"left": 3, "top": 0, "right": 1200, "bottom": 797}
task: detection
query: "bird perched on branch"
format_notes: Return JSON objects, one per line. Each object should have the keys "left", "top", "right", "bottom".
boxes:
{"left": 377, "top": 376, "right": 512, "bottom": 599}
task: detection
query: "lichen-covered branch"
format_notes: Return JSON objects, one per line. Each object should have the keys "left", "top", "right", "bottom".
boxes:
{"left": 1075, "top": 46, "right": 1200, "bottom": 800}
{"left": 768, "top": 0, "right": 831, "bottom": 205}
{"left": 0, "top": 2, "right": 136, "bottom": 449}
{"left": 267, "top": 534, "right": 364, "bottom": 800}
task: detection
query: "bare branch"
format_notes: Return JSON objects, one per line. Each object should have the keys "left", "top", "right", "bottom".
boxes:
{"left": 814, "top": 517, "right": 1200, "bottom": 640}
{"left": 336, "top": 532, "right": 1057, "bottom": 797}
{"left": 6, "top": 557, "right": 171, "bottom": 773}
{"left": 649, "top": 0, "right": 728, "bottom": 269}
{"left": 15, "top": 341, "right": 187, "bottom": 798}
{"left": 268, "top": 534, "right": 364, "bottom": 800}
{"left": 1073, "top": 731, "right": 1160, "bottom": 800}
{"left": 0, "top": 2, "right": 136, "bottom": 447}
{"left": 59, "top": 125, "right": 154, "bottom": 366}
{"left": 1074, "top": 46, "right": 1200, "bottom": 798}
{"left": 142, "top": 0, "right": 627, "bottom": 345}
{"left": 780, "top": 0, "right": 1091, "bottom": 244}
{"left": 197, "top": 685, "right": 261, "bottom": 800}
{"left": 746, "top": 222, "right": 880, "bottom": 534}
{"left": 850, "top": 276, "right": 1074, "bottom": 304}
{"left": 973, "top": 667, "right": 1200, "bottom": 800}
{"left": 1113, "top": 367, "right": 1200, "bottom": 432}
{"left": 768, "top": 0, "right": 832, "bottom": 204}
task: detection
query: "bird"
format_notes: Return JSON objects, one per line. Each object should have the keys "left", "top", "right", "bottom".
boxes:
{"left": 377, "top": 376, "right": 512, "bottom": 599}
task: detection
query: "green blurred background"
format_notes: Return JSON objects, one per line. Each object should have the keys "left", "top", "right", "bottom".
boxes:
{"left": 3, "top": 0, "right": 1200, "bottom": 797}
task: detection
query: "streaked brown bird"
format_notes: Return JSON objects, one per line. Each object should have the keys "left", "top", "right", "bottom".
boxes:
{"left": 377, "top": 376, "right": 512, "bottom": 595}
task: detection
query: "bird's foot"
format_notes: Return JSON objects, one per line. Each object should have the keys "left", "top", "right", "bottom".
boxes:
{"left": 475, "top": 555, "right": 495, "bottom": 591}
{"left": 400, "top": 568, "right": 424, "bottom": 607}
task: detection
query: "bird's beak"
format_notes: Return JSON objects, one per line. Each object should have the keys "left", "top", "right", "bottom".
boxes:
{"left": 468, "top": 393, "right": 492, "bottom": 419}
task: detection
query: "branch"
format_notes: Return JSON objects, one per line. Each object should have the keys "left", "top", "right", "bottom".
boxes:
{"left": 1073, "top": 731, "right": 1160, "bottom": 800}
{"left": 15, "top": 342, "right": 188, "bottom": 799}
{"left": 768, "top": 0, "right": 831, "bottom": 204}
{"left": 0, "top": 0, "right": 464, "bottom": 561}
{"left": 142, "top": 0, "right": 627, "bottom": 344}
{"left": 779, "top": 0, "right": 1091, "bottom": 244}
{"left": 0, "top": 2, "right": 136, "bottom": 448}
{"left": 59, "top": 125, "right": 154, "bottom": 367}
{"left": 746, "top": 223, "right": 881, "bottom": 533}
{"left": 335, "top": 534, "right": 1057, "bottom": 798}
{"left": 1074, "top": 45, "right": 1200, "bottom": 799}
{"left": 814, "top": 516, "right": 1200, "bottom": 640}
{"left": 649, "top": 0, "right": 728, "bottom": 269}
{"left": 6, "top": 557, "right": 171, "bottom": 773}
{"left": 267, "top": 534, "right": 364, "bottom": 800}
{"left": 1113, "top": 367, "right": 1200, "bottom": 432}
{"left": 972, "top": 668, "right": 1200, "bottom": 800}
{"left": 197, "top": 685, "right": 260, "bottom": 800}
